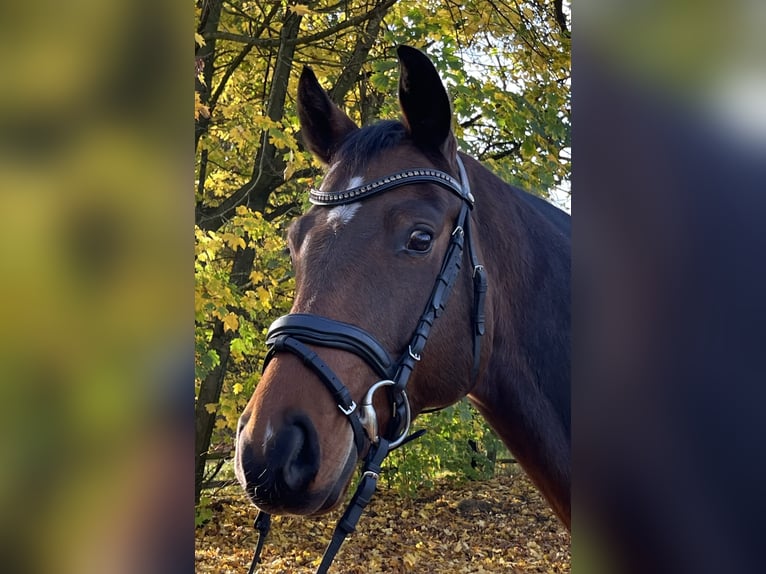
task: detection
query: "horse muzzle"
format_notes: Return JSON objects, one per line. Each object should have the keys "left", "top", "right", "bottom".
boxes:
{"left": 235, "top": 410, "right": 356, "bottom": 515}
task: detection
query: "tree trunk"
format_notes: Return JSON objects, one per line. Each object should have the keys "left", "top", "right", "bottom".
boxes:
{"left": 194, "top": 320, "right": 232, "bottom": 503}
{"left": 195, "top": 0, "right": 223, "bottom": 151}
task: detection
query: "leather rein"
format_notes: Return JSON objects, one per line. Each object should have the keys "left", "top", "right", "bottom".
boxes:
{"left": 247, "top": 155, "right": 488, "bottom": 574}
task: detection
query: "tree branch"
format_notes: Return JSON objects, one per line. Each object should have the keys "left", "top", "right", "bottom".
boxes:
{"left": 265, "top": 201, "right": 301, "bottom": 222}
{"left": 460, "top": 113, "right": 483, "bottom": 129}
{"left": 553, "top": 0, "right": 570, "bottom": 38}
{"left": 197, "top": 149, "right": 208, "bottom": 199}
{"left": 195, "top": 0, "right": 224, "bottom": 151}
{"left": 328, "top": 0, "right": 394, "bottom": 104}
{"left": 486, "top": 0, "right": 551, "bottom": 63}
{"left": 196, "top": 9, "right": 303, "bottom": 231}
{"left": 205, "top": 0, "right": 398, "bottom": 49}
{"left": 484, "top": 143, "right": 520, "bottom": 161}
{"left": 208, "top": 3, "right": 281, "bottom": 114}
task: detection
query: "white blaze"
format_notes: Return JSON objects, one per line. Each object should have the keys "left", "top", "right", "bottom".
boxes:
{"left": 346, "top": 175, "right": 364, "bottom": 189}
{"left": 325, "top": 174, "right": 364, "bottom": 230}
{"left": 326, "top": 203, "right": 361, "bottom": 228}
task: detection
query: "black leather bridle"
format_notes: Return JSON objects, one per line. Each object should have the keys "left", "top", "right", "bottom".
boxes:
{"left": 247, "top": 156, "right": 488, "bottom": 574}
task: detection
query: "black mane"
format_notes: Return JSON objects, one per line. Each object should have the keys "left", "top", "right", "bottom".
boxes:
{"left": 334, "top": 120, "right": 408, "bottom": 174}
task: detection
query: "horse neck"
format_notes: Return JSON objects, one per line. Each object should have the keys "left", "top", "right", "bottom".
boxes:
{"left": 466, "top": 157, "right": 571, "bottom": 526}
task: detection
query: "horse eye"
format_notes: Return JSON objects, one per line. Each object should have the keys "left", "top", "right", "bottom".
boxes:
{"left": 406, "top": 230, "right": 433, "bottom": 253}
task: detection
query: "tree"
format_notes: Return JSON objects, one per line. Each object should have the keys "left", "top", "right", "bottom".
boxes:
{"left": 194, "top": 0, "right": 570, "bottom": 502}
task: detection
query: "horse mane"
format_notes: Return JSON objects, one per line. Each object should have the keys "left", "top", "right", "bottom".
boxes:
{"left": 334, "top": 120, "right": 408, "bottom": 174}
{"left": 333, "top": 120, "right": 450, "bottom": 175}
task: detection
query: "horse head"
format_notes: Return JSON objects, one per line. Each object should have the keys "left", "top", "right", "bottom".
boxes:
{"left": 235, "top": 46, "right": 491, "bottom": 515}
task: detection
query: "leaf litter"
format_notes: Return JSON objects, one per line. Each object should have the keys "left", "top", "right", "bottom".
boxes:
{"left": 196, "top": 465, "right": 570, "bottom": 573}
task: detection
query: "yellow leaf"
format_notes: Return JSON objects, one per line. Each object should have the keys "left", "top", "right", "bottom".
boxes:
{"left": 222, "top": 232, "right": 246, "bottom": 250}
{"left": 195, "top": 32, "right": 206, "bottom": 47}
{"left": 256, "top": 286, "right": 270, "bottom": 304}
{"left": 195, "top": 91, "right": 210, "bottom": 120}
{"left": 288, "top": 4, "right": 312, "bottom": 15}
{"left": 232, "top": 382, "right": 243, "bottom": 395}
{"left": 249, "top": 270, "right": 264, "bottom": 284}
{"left": 283, "top": 150, "right": 296, "bottom": 180}
{"left": 204, "top": 403, "right": 217, "bottom": 414}
{"left": 222, "top": 312, "right": 239, "bottom": 332}
{"left": 403, "top": 552, "right": 418, "bottom": 567}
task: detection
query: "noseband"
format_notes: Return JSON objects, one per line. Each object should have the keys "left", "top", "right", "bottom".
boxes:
{"left": 247, "top": 156, "right": 488, "bottom": 574}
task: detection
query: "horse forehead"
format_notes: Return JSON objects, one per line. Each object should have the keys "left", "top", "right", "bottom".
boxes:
{"left": 317, "top": 169, "right": 366, "bottom": 230}
{"left": 319, "top": 162, "right": 361, "bottom": 193}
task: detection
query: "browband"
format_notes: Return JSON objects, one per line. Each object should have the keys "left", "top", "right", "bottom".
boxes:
{"left": 309, "top": 167, "right": 475, "bottom": 207}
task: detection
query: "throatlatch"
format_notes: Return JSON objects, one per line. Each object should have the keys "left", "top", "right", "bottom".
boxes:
{"left": 246, "top": 156, "right": 487, "bottom": 573}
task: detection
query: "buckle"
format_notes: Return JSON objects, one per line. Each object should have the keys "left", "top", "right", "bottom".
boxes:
{"left": 338, "top": 401, "right": 357, "bottom": 416}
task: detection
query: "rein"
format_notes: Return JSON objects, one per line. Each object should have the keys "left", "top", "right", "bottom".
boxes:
{"left": 247, "top": 156, "right": 488, "bottom": 573}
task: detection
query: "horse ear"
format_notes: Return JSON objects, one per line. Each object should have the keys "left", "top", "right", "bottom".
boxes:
{"left": 397, "top": 45, "right": 454, "bottom": 155}
{"left": 297, "top": 66, "right": 358, "bottom": 164}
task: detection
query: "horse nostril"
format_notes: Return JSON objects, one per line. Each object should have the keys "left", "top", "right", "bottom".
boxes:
{"left": 271, "top": 412, "right": 320, "bottom": 493}
{"left": 236, "top": 411, "right": 321, "bottom": 508}
{"left": 237, "top": 412, "right": 249, "bottom": 436}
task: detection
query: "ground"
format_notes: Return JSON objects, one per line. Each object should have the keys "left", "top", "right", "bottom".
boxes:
{"left": 195, "top": 465, "right": 570, "bottom": 573}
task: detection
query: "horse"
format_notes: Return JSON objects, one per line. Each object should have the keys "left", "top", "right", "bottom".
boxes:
{"left": 234, "top": 45, "right": 570, "bottom": 564}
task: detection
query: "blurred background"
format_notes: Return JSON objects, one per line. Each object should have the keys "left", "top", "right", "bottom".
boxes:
{"left": 0, "top": 1, "right": 189, "bottom": 572}
{"left": 575, "top": 0, "right": 766, "bottom": 572}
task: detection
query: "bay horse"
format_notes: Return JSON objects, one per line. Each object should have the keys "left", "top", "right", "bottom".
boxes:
{"left": 235, "top": 45, "right": 570, "bottom": 568}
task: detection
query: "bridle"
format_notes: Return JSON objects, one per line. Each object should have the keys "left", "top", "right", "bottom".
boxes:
{"left": 246, "top": 155, "right": 488, "bottom": 574}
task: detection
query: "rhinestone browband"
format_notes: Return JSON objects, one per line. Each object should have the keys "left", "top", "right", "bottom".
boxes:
{"left": 309, "top": 168, "right": 474, "bottom": 207}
